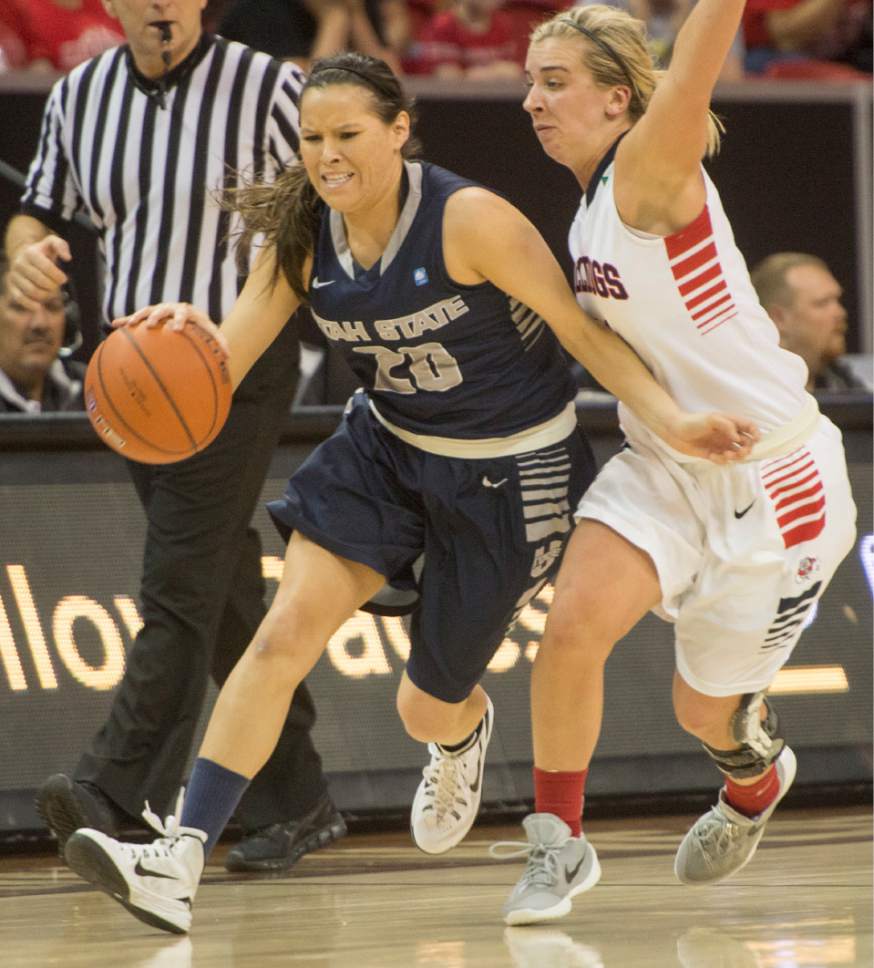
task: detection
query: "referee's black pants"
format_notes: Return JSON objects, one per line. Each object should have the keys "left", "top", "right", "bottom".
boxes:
{"left": 75, "top": 323, "right": 327, "bottom": 828}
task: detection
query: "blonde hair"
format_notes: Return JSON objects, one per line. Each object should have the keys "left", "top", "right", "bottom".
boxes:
{"left": 530, "top": 4, "right": 723, "bottom": 156}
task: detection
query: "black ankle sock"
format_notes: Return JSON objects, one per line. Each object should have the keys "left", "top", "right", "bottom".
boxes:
{"left": 438, "top": 715, "right": 484, "bottom": 755}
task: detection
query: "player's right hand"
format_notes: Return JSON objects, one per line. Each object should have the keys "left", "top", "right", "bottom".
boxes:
{"left": 7, "top": 235, "right": 71, "bottom": 311}
{"left": 112, "top": 302, "right": 230, "bottom": 356}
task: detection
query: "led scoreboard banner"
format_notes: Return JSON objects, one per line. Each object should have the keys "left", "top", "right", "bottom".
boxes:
{"left": 0, "top": 403, "right": 871, "bottom": 833}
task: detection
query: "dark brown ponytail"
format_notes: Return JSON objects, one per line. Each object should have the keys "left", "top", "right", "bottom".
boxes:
{"left": 226, "top": 162, "right": 324, "bottom": 304}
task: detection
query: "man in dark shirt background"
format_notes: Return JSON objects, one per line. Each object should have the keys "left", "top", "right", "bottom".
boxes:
{"left": 0, "top": 253, "right": 83, "bottom": 413}
{"left": 752, "top": 252, "right": 873, "bottom": 392}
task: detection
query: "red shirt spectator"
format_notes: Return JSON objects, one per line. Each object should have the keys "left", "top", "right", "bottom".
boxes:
{"left": 419, "top": 0, "right": 522, "bottom": 78}
{"left": 0, "top": 0, "right": 124, "bottom": 73}
{"left": 0, "top": 20, "right": 26, "bottom": 71}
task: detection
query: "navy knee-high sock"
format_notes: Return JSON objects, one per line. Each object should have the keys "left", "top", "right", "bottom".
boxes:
{"left": 181, "top": 758, "right": 250, "bottom": 857}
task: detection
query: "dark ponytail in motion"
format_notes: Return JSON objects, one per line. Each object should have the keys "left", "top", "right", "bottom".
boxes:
{"left": 226, "top": 52, "right": 419, "bottom": 304}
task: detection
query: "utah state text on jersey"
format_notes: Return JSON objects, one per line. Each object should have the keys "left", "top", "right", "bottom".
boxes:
{"left": 312, "top": 295, "right": 470, "bottom": 344}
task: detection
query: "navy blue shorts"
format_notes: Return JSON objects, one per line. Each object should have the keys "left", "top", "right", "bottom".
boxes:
{"left": 268, "top": 392, "right": 595, "bottom": 702}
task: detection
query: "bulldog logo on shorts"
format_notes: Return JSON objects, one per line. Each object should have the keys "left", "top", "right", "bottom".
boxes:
{"left": 795, "top": 556, "right": 821, "bottom": 583}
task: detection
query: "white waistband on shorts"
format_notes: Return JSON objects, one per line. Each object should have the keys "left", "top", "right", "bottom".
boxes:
{"left": 747, "top": 393, "right": 821, "bottom": 462}
{"left": 368, "top": 400, "right": 578, "bottom": 459}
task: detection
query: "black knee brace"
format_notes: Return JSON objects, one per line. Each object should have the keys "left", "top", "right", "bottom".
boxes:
{"left": 702, "top": 691, "right": 784, "bottom": 779}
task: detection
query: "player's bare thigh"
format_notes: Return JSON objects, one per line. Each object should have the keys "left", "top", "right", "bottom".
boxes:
{"left": 543, "top": 519, "right": 662, "bottom": 656}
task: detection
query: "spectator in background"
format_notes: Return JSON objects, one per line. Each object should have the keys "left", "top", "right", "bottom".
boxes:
{"left": 203, "top": 0, "right": 232, "bottom": 31}
{"left": 218, "top": 0, "right": 410, "bottom": 74}
{"left": 743, "top": 0, "right": 872, "bottom": 76}
{"left": 0, "top": 0, "right": 124, "bottom": 73}
{"left": 0, "top": 19, "right": 26, "bottom": 72}
{"left": 417, "top": 0, "right": 523, "bottom": 79}
{"left": 575, "top": 1, "right": 745, "bottom": 80}
{"left": 0, "top": 254, "right": 83, "bottom": 413}
{"left": 752, "top": 252, "right": 871, "bottom": 391}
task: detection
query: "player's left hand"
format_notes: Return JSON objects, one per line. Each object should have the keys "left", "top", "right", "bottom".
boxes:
{"left": 667, "top": 412, "right": 759, "bottom": 463}
{"left": 112, "top": 302, "right": 229, "bottom": 356}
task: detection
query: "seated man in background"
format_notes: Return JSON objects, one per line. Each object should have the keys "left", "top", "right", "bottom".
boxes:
{"left": 0, "top": 254, "right": 83, "bottom": 413}
{"left": 752, "top": 252, "right": 873, "bottom": 392}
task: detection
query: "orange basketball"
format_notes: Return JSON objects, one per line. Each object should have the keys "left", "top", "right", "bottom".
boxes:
{"left": 85, "top": 324, "right": 232, "bottom": 464}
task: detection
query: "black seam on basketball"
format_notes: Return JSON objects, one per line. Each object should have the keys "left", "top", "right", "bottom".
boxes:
{"left": 177, "top": 326, "right": 221, "bottom": 446}
{"left": 95, "top": 338, "right": 184, "bottom": 456}
{"left": 120, "top": 327, "right": 199, "bottom": 452}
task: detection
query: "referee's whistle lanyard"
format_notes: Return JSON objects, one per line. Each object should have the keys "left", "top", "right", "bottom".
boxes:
{"left": 126, "top": 32, "right": 212, "bottom": 110}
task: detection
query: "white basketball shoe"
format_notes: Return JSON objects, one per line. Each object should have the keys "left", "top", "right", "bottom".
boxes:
{"left": 64, "top": 793, "right": 206, "bottom": 934}
{"left": 410, "top": 695, "right": 494, "bottom": 854}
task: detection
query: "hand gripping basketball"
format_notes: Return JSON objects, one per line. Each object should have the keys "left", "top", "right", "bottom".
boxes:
{"left": 85, "top": 307, "right": 232, "bottom": 464}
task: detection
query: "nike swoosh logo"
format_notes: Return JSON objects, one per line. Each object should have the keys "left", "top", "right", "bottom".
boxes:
{"left": 734, "top": 500, "right": 756, "bottom": 519}
{"left": 312, "top": 278, "right": 335, "bottom": 288}
{"left": 482, "top": 476, "right": 507, "bottom": 489}
{"left": 564, "top": 853, "right": 586, "bottom": 883}
{"left": 134, "top": 859, "right": 178, "bottom": 880}
{"left": 469, "top": 751, "right": 483, "bottom": 794}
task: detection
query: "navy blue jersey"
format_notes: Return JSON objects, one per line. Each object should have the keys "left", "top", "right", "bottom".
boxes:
{"left": 309, "top": 161, "right": 576, "bottom": 439}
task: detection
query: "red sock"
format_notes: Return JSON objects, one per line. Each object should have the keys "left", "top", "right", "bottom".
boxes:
{"left": 724, "top": 765, "right": 780, "bottom": 818}
{"left": 533, "top": 767, "right": 587, "bottom": 837}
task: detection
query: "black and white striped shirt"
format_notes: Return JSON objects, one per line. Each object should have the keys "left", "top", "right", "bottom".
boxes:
{"left": 22, "top": 34, "right": 304, "bottom": 324}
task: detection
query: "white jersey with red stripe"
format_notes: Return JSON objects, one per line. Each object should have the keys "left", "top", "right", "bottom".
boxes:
{"left": 569, "top": 162, "right": 810, "bottom": 460}
{"left": 569, "top": 157, "right": 856, "bottom": 694}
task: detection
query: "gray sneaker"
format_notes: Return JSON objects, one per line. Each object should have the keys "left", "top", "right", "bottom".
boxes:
{"left": 493, "top": 814, "right": 601, "bottom": 926}
{"left": 674, "top": 745, "right": 797, "bottom": 885}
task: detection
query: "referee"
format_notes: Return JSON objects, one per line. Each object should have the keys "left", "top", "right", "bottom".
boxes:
{"left": 5, "top": 0, "right": 345, "bottom": 872}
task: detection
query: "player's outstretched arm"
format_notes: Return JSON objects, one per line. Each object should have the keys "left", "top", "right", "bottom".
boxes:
{"left": 616, "top": 0, "right": 746, "bottom": 214}
{"left": 113, "top": 245, "right": 301, "bottom": 391}
{"left": 446, "top": 188, "right": 758, "bottom": 461}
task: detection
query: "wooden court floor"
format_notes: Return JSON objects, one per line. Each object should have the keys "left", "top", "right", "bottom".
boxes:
{"left": 1, "top": 806, "right": 870, "bottom": 968}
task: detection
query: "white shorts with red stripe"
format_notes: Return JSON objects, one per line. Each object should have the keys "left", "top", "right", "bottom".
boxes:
{"left": 574, "top": 415, "right": 856, "bottom": 696}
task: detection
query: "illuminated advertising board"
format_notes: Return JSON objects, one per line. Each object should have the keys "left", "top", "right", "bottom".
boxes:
{"left": 0, "top": 422, "right": 870, "bottom": 829}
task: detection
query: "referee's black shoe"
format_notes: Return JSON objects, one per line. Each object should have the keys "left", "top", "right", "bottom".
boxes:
{"left": 224, "top": 793, "right": 347, "bottom": 873}
{"left": 36, "top": 773, "right": 131, "bottom": 856}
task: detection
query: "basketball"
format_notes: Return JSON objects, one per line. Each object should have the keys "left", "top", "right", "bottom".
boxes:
{"left": 84, "top": 324, "right": 232, "bottom": 464}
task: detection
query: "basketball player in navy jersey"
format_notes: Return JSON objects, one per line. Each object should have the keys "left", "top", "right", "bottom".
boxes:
{"left": 494, "top": 0, "right": 856, "bottom": 925}
{"left": 59, "top": 52, "right": 757, "bottom": 934}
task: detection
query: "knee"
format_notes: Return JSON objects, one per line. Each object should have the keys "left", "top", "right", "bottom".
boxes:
{"left": 396, "top": 690, "right": 460, "bottom": 743}
{"left": 246, "top": 601, "right": 324, "bottom": 681}
{"left": 673, "top": 690, "right": 730, "bottom": 741}
{"left": 247, "top": 631, "right": 298, "bottom": 687}
{"left": 539, "top": 604, "right": 616, "bottom": 667}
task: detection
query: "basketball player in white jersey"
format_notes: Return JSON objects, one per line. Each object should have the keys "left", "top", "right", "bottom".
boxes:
{"left": 496, "top": 0, "right": 857, "bottom": 924}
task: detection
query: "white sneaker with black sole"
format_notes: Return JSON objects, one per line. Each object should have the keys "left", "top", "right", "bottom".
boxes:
{"left": 494, "top": 814, "right": 601, "bottom": 925}
{"left": 410, "top": 695, "right": 494, "bottom": 854}
{"left": 64, "top": 794, "right": 206, "bottom": 934}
